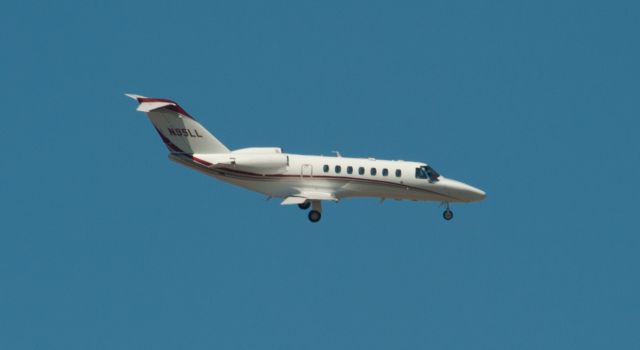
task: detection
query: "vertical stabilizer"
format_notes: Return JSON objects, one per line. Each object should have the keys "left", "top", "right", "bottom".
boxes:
{"left": 126, "top": 94, "right": 229, "bottom": 154}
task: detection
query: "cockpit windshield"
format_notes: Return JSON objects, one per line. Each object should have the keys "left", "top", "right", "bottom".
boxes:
{"left": 415, "top": 165, "right": 440, "bottom": 182}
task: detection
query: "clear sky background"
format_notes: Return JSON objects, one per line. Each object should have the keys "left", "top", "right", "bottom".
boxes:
{"left": 1, "top": 0, "right": 639, "bottom": 349}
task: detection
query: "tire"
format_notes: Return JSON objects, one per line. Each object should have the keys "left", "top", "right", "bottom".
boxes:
{"left": 443, "top": 209, "right": 453, "bottom": 221}
{"left": 298, "top": 201, "right": 311, "bottom": 210}
{"left": 308, "top": 210, "right": 322, "bottom": 223}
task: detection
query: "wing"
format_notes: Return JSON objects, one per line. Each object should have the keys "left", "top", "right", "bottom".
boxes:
{"left": 280, "top": 192, "right": 338, "bottom": 205}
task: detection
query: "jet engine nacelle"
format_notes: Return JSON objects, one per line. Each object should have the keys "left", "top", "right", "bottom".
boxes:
{"left": 197, "top": 151, "right": 289, "bottom": 174}
{"left": 230, "top": 153, "right": 288, "bottom": 173}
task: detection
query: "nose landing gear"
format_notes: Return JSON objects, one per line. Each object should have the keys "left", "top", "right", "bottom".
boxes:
{"left": 442, "top": 203, "right": 454, "bottom": 221}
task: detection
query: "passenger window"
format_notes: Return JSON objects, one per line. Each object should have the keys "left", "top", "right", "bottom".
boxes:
{"left": 358, "top": 167, "right": 365, "bottom": 175}
{"left": 347, "top": 166, "right": 353, "bottom": 174}
{"left": 370, "top": 168, "right": 377, "bottom": 176}
{"left": 335, "top": 165, "right": 341, "bottom": 174}
{"left": 323, "top": 164, "right": 329, "bottom": 173}
{"left": 382, "top": 168, "right": 388, "bottom": 176}
{"left": 395, "top": 169, "right": 402, "bottom": 177}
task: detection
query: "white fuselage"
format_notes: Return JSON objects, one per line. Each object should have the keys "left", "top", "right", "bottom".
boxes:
{"left": 127, "top": 93, "right": 486, "bottom": 221}
{"left": 168, "top": 151, "right": 486, "bottom": 204}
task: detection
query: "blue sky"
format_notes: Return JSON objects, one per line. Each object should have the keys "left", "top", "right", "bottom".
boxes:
{"left": 1, "top": 0, "right": 639, "bottom": 348}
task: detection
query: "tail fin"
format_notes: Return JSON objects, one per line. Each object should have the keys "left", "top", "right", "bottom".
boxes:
{"left": 126, "top": 94, "right": 229, "bottom": 154}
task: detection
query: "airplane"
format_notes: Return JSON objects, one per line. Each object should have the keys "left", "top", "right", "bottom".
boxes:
{"left": 126, "top": 94, "right": 486, "bottom": 222}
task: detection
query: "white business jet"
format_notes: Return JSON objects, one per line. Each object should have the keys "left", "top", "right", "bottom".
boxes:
{"left": 127, "top": 94, "right": 486, "bottom": 222}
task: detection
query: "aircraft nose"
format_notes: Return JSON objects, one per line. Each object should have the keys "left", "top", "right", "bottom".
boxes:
{"left": 439, "top": 178, "right": 487, "bottom": 202}
{"left": 467, "top": 185, "right": 486, "bottom": 202}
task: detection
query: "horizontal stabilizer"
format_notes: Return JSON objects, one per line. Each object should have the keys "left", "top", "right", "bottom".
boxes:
{"left": 136, "top": 101, "right": 174, "bottom": 113}
{"left": 125, "top": 93, "right": 146, "bottom": 100}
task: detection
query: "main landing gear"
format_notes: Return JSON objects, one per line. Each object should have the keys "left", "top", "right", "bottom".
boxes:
{"left": 442, "top": 203, "right": 454, "bottom": 221}
{"left": 298, "top": 200, "right": 322, "bottom": 223}
{"left": 308, "top": 210, "right": 322, "bottom": 223}
{"left": 298, "top": 201, "right": 311, "bottom": 210}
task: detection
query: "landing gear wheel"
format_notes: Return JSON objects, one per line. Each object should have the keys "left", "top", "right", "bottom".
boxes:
{"left": 298, "top": 201, "right": 311, "bottom": 210}
{"left": 443, "top": 209, "right": 454, "bottom": 221}
{"left": 308, "top": 210, "right": 322, "bottom": 223}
